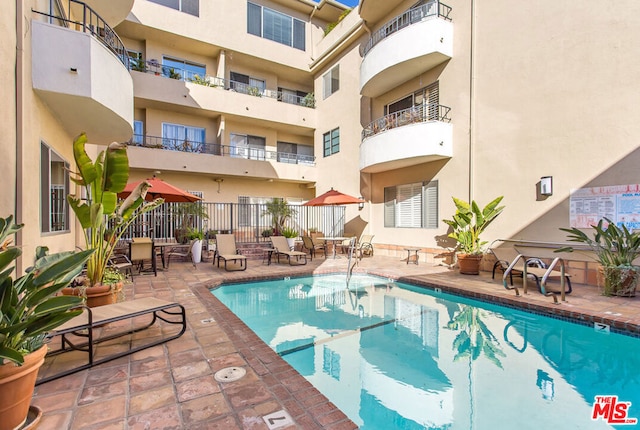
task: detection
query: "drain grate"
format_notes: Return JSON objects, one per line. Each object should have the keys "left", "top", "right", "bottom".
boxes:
{"left": 214, "top": 366, "right": 246, "bottom": 382}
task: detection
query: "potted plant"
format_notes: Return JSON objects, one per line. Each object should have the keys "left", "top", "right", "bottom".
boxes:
{"left": 557, "top": 218, "right": 640, "bottom": 297}
{"left": 443, "top": 196, "right": 505, "bottom": 275}
{"left": 263, "top": 198, "right": 296, "bottom": 236}
{"left": 187, "top": 228, "right": 204, "bottom": 263}
{"left": 65, "top": 133, "right": 163, "bottom": 306}
{"left": 281, "top": 227, "right": 299, "bottom": 250}
{"left": 0, "top": 215, "right": 92, "bottom": 430}
{"left": 173, "top": 202, "right": 209, "bottom": 244}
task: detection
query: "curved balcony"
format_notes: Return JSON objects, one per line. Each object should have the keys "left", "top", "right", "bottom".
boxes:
{"left": 31, "top": 4, "right": 133, "bottom": 143}
{"left": 360, "top": 2, "right": 452, "bottom": 98}
{"left": 360, "top": 105, "right": 452, "bottom": 173}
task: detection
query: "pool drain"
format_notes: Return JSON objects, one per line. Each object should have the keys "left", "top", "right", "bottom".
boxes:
{"left": 214, "top": 366, "right": 246, "bottom": 382}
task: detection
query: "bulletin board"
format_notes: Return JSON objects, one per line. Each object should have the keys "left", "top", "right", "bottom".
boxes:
{"left": 569, "top": 184, "right": 640, "bottom": 229}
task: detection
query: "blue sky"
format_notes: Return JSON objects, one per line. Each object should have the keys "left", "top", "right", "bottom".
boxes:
{"left": 340, "top": 0, "right": 359, "bottom": 7}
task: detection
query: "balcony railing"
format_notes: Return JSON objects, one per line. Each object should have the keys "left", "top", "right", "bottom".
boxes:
{"left": 361, "top": 104, "right": 451, "bottom": 140}
{"left": 361, "top": 0, "right": 452, "bottom": 56}
{"left": 130, "top": 60, "right": 316, "bottom": 108}
{"left": 32, "top": 0, "right": 130, "bottom": 69}
{"left": 129, "top": 134, "right": 316, "bottom": 165}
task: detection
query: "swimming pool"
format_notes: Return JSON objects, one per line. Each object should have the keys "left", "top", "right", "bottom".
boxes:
{"left": 211, "top": 274, "right": 640, "bottom": 429}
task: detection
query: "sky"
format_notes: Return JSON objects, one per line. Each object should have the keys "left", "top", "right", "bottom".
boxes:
{"left": 339, "top": 0, "right": 359, "bottom": 7}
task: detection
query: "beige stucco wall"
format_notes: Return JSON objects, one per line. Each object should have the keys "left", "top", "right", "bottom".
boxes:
{"left": 0, "top": 2, "right": 17, "bottom": 219}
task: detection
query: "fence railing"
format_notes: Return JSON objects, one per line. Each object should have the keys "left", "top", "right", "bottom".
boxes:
{"left": 33, "top": 0, "right": 130, "bottom": 69}
{"left": 129, "top": 60, "right": 316, "bottom": 108}
{"left": 128, "top": 135, "right": 316, "bottom": 165}
{"left": 361, "top": 0, "right": 452, "bottom": 56}
{"left": 362, "top": 104, "right": 451, "bottom": 140}
{"left": 117, "top": 202, "right": 346, "bottom": 244}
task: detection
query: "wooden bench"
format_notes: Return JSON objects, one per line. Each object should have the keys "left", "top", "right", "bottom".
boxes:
{"left": 37, "top": 298, "right": 186, "bottom": 385}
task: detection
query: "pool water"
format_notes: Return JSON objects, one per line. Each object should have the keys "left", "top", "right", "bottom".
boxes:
{"left": 211, "top": 274, "right": 640, "bottom": 429}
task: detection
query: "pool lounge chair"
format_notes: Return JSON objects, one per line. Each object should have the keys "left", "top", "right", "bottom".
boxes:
{"left": 166, "top": 240, "right": 197, "bottom": 269}
{"left": 271, "top": 236, "right": 308, "bottom": 265}
{"left": 490, "top": 246, "right": 572, "bottom": 298}
{"left": 38, "top": 298, "right": 186, "bottom": 385}
{"left": 301, "top": 235, "right": 326, "bottom": 260}
{"left": 214, "top": 234, "right": 247, "bottom": 271}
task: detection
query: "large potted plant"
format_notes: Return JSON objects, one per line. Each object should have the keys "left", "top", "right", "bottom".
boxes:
{"left": 65, "top": 133, "right": 163, "bottom": 306}
{"left": 0, "top": 215, "right": 92, "bottom": 430}
{"left": 443, "top": 196, "right": 505, "bottom": 275}
{"left": 557, "top": 218, "right": 640, "bottom": 297}
{"left": 173, "top": 202, "right": 208, "bottom": 244}
{"left": 263, "top": 198, "right": 296, "bottom": 236}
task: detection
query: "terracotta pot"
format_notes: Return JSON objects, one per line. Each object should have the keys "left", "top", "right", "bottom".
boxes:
{"left": 0, "top": 345, "right": 47, "bottom": 430}
{"left": 457, "top": 253, "right": 484, "bottom": 275}
{"left": 597, "top": 266, "right": 639, "bottom": 297}
{"left": 61, "top": 282, "right": 123, "bottom": 307}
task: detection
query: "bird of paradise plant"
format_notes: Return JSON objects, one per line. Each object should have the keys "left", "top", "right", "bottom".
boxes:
{"left": 67, "top": 133, "right": 164, "bottom": 288}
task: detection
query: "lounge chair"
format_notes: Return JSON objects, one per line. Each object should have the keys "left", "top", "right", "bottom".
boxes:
{"left": 166, "top": 240, "right": 197, "bottom": 269}
{"left": 214, "top": 234, "right": 247, "bottom": 271}
{"left": 301, "top": 235, "right": 326, "bottom": 260}
{"left": 109, "top": 253, "right": 133, "bottom": 280}
{"left": 358, "top": 234, "right": 374, "bottom": 257}
{"left": 270, "top": 236, "right": 308, "bottom": 265}
{"left": 490, "top": 246, "right": 572, "bottom": 295}
{"left": 37, "top": 298, "right": 186, "bottom": 385}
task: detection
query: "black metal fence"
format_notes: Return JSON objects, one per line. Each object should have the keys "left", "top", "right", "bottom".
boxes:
{"left": 119, "top": 202, "right": 346, "bottom": 243}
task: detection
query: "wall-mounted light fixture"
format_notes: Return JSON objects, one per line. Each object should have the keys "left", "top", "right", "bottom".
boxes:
{"left": 358, "top": 197, "right": 365, "bottom": 210}
{"left": 540, "top": 176, "right": 553, "bottom": 196}
{"left": 214, "top": 178, "right": 223, "bottom": 193}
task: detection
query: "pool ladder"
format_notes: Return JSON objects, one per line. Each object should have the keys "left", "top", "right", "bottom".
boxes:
{"left": 346, "top": 237, "right": 357, "bottom": 285}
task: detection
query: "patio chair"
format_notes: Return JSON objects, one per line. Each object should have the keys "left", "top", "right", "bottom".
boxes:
{"left": 301, "top": 235, "right": 326, "bottom": 260}
{"left": 358, "top": 234, "right": 374, "bottom": 257}
{"left": 214, "top": 234, "right": 247, "bottom": 271}
{"left": 129, "top": 237, "right": 156, "bottom": 276}
{"left": 490, "top": 246, "right": 572, "bottom": 294}
{"left": 166, "top": 240, "right": 197, "bottom": 269}
{"left": 270, "top": 236, "right": 308, "bottom": 265}
{"left": 108, "top": 254, "right": 134, "bottom": 280}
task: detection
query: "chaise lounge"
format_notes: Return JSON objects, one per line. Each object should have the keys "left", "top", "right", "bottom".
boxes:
{"left": 270, "top": 235, "right": 307, "bottom": 265}
{"left": 214, "top": 233, "right": 247, "bottom": 271}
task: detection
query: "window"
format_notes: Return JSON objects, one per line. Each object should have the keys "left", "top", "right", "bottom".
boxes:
{"left": 162, "top": 56, "right": 205, "bottom": 81}
{"left": 385, "top": 82, "right": 439, "bottom": 120}
{"left": 148, "top": 0, "right": 199, "bottom": 17}
{"left": 230, "top": 72, "right": 265, "bottom": 96}
{"left": 247, "top": 2, "right": 305, "bottom": 51}
{"left": 384, "top": 181, "right": 438, "bottom": 228}
{"left": 322, "top": 65, "right": 339, "bottom": 99}
{"left": 230, "top": 134, "right": 266, "bottom": 160}
{"left": 323, "top": 128, "right": 340, "bottom": 157}
{"left": 41, "top": 142, "right": 69, "bottom": 233}
{"left": 132, "top": 120, "right": 144, "bottom": 145}
{"left": 277, "top": 142, "right": 314, "bottom": 164}
{"left": 162, "top": 123, "right": 205, "bottom": 152}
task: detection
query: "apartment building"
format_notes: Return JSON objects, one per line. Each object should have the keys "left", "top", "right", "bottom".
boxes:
{"left": 6, "top": 0, "right": 640, "bottom": 273}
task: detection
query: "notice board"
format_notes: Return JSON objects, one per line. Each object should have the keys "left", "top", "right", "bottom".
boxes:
{"left": 569, "top": 184, "right": 640, "bottom": 229}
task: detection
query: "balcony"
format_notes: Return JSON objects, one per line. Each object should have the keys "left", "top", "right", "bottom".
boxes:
{"left": 131, "top": 60, "right": 316, "bottom": 108}
{"left": 127, "top": 135, "right": 317, "bottom": 183}
{"left": 360, "top": 1, "right": 452, "bottom": 98}
{"left": 31, "top": 2, "right": 133, "bottom": 143}
{"left": 360, "top": 105, "right": 452, "bottom": 173}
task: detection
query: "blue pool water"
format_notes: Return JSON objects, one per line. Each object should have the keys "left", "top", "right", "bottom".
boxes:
{"left": 211, "top": 274, "right": 640, "bottom": 429}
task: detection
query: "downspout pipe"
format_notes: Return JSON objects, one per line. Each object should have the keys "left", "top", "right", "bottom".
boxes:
{"left": 15, "top": 0, "right": 24, "bottom": 273}
{"left": 468, "top": 0, "right": 475, "bottom": 203}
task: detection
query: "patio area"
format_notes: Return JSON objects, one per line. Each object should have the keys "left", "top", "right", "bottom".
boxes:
{"left": 32, "top": 254, "right": 640, "bottom": 430}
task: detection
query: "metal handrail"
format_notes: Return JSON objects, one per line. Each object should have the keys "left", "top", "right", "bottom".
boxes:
{"left": 361, "top": 0, "right": 452, "bottom": 56}
{"left": 130, "top": 60, "right": 316, "bottom": 108}
{"left": 32, "top": 0, "right": 130, "bottom": 69}
{"left": 362, "top": 104, "right": 451, "bottom": 140}
{"left": 128, "top": 134, "right": 316, "bottom": 165}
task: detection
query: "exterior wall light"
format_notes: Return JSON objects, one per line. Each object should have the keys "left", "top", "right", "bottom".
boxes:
{"left": 540, "top": 176, "right": 553, "bottom": 196}
{"left": 358, "top": 197, "right": 365, "bottom": 210}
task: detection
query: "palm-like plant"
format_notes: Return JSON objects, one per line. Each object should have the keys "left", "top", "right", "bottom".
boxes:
{"left": 557, "top": 218, "right": 640, "bottom": 266}
{"left": 0, "top": 215, "right": 92, "bottom": 365}
{"left": 67, "top": 133, "right": 164, "bottom": 288}
{"left": 443, "top": 196, "right": 505, "bottom": 255}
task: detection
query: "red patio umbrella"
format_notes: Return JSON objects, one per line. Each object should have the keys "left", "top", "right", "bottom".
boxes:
{"left": 118, "top": 177, "right": 201, "bottom": 203}
{"left": 303, "top": 188, "right": 364, "bottom": 236}
{"left": 302, "top": 188, "right": 364, "bottom": 207}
